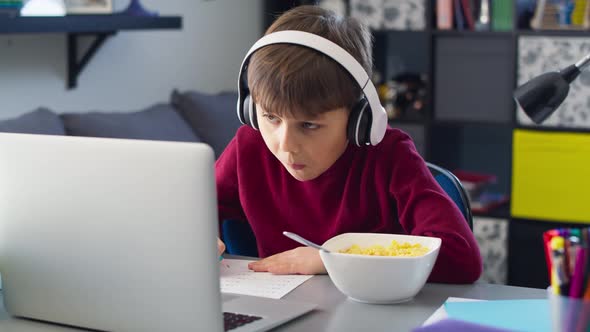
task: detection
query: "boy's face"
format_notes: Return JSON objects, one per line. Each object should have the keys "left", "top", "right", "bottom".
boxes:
{"left": 257, "top": 106, "right": 349, "bottom": 181}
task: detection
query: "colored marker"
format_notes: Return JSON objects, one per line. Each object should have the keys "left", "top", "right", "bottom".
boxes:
{"left": 569, "top": 247, "right": 585, "bottom": 298}
{"left": 544, "top": 229, "right": 560, "bottom": 281}
{"left": 550, "top": 236, "right": 569, "bottom": 295}
{"left": 567, "top": 229, "right": 581, "bottom": 276}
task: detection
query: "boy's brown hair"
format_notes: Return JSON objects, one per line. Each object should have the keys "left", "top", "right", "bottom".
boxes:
{"left": 247, "top": 5, "right": 373, "bottom": 118}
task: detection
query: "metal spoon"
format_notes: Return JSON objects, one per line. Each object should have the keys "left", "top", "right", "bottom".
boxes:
{"left": 283, "top": 231, "right": 331, "bottom": 253}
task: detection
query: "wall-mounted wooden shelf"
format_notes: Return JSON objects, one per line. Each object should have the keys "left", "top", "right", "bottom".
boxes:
{"left": 0, "top": 15, "right": 181, "bottom": 33}
{"left": 0, "top": 15, "right": 182, "bottom": 89}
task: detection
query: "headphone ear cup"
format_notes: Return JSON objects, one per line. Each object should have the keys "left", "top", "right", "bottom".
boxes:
{"left": 243, "top": 95, "right": 259, "bottom": 130}
{"left": 347, "top": 99, "right": 371, "bottom": 146}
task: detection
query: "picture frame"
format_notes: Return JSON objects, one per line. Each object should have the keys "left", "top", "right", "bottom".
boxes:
{"left": 64, "top": 0, "right": 112, "bottom": 14}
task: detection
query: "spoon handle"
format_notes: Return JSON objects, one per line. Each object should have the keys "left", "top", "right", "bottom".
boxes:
{"left": 283, "top": 231, "right": 330, "bottom": 253}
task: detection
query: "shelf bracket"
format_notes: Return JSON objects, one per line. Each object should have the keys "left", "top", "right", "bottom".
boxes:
{"left": 67, "top": 32, "right": 116, "bottom": 89}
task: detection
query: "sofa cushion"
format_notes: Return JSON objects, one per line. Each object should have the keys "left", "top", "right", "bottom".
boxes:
{"left": 171, "top": 90, "right": 242, "bottom": 157}
{"left": 61, "top": 104, "right": 201, "bottom": 143}
{"left": 0, "top": 108, "right": 66, "bottom": 135}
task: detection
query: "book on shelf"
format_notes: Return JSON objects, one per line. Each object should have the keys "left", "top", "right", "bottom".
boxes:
{"left": 452, "top": 169, "right": 509, "bottom": 214}
{"left": 571, "top": 0, "right": 587, "bottom": 26}
{"left": 0, "top": 0, "right": 22, "bottom": 8}
{"left": 454, "top": 0, "right": 466, "bottom": 30}
{"left": 475, "top": 0, "right": 491, "bottom": 30}
{"left": 460, "top": 0, "right": 476, "bottom": 30}
{"left": 491, "top": 0, "right": 514, "bottom": 31}
{"left": 530, "top": 0, "right": 590, "bottom": 30}
{"left": 0, "top": 0, "right": 21, "bottom": 16}
{"left": 437, "top": 0, "right": 454, "bottom": 30}
{"left": 437, "top": 0, "right": 511, "bottom": 32}
{"left": 470, "top": 192, "right": 509, "bottom": 214}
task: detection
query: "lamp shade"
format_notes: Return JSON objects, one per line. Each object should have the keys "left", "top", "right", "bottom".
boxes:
{"left": 514, "top": 72, "right": 570, "bottom": 124}
{"left": 513, "top": 64, "right": 580, "bottom": 124}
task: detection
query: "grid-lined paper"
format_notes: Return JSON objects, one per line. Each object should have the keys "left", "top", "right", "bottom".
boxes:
{"left": 220, "top": 259, "right": 313, "bottom": 299}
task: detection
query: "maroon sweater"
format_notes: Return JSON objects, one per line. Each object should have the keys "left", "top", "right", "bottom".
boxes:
{"left": 216, "top": 126, "right": 482, "bottom": 283}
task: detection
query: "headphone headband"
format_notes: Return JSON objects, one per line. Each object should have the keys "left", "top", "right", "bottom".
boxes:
{"left": 237, "top": 30, "right": 387, "bottom": 145}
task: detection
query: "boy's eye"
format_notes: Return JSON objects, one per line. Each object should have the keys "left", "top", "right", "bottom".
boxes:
{"left": 262, "top": 113, "right": 279, "bottom": 123}
{"left": 302, "top": 122, "right": 319, "bottom": 130}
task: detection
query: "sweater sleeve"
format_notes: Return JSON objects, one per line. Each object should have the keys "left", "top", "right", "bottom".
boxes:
{"left": 388, "top": 135, "right": 482, "bottom": 284}
{"left": 215, "top": 137, "right": 247, "bottom": 224}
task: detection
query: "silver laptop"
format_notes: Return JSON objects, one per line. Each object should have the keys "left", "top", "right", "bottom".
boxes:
{"left": 0, "top": 133, "right": 315, "bottom": 332}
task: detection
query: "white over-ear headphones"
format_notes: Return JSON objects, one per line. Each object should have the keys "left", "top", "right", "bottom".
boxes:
{"left": 236, "top": 30, "right": 388, "bottom": 146}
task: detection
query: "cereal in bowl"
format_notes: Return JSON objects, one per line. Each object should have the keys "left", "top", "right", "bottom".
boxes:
{"left": 339, "top": 240, "right": 429, "bottom": 257}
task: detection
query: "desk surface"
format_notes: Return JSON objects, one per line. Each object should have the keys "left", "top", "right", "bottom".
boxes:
{"left": 0, "top": 275, "right": 547, "bottom": 332}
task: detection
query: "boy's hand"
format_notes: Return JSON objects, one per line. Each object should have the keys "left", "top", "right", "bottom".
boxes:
{"left": 248, "top": 247, "right": 327, "bottom": 275}
{"left": 217, "top": 237, "right": 226, "bottom": 256}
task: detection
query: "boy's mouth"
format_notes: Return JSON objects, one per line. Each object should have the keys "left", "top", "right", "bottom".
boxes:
{"left": 289, "top": 163, "right": 306, "bottom": 170}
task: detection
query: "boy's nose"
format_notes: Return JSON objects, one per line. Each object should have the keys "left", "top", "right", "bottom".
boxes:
{"left": 278, "top": 128, "right": 299, "bottom": 154}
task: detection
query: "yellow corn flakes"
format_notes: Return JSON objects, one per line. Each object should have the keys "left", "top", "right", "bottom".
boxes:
{"left": 339, "top": 240, "right": 429, "bottom": 257}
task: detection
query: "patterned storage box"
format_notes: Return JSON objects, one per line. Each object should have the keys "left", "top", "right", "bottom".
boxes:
{"left": 350, "top": 0, "right": 426, "bottom": 31}
{"left": 473, "top": 217, "right": 508, "bottom": 285}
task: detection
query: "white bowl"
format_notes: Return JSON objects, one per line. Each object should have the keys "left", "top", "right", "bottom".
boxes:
{"left": 319, "top": 233, "right": 441, "bottom": 304}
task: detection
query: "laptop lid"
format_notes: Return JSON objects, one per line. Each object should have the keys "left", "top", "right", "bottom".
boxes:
{"left": 0, "top": 133, "right": 223, "bottom": 332}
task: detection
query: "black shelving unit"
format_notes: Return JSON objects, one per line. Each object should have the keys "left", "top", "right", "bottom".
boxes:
{"left": 516, "top": 124, "right": 590, "bottom": 134}
{"left": 432, "top": 30, "right": 514, "bottom": 37}
{"left": 263, "top": 0, "right": 320, "bottom": 30}
{"left": 0, "top": 15, "right": 182, "bottom": 89}
{"left": 517, "top": 29, "right": 590, "bottom": 37}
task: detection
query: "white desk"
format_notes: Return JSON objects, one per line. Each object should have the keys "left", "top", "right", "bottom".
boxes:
{"left": 0, "top": 276, "right": 547, "bottom": 332}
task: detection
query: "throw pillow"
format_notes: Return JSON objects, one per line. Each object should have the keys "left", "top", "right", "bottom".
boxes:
{"left": 62, "top": 103, "right": 201, "bottom": 143}
{"left": 171, "top": 90, "right": 242, "bottom": 157}
{"left": 0, "top": 108, "right": 66, "bottom": 135}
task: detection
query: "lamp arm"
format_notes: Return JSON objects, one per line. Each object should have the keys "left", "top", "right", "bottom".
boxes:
{"left": 575, "top": 53, "right": 590, "bottom": 71}
{"left": 560, "top": 54, "right": 590, "bottom": 84}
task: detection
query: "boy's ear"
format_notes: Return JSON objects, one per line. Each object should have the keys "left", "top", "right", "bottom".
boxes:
{"left": 242, "top": 95, "right": 259, "bottom": 130}
{"left": 346, "top": 99, "right": 371, "bottom": 147}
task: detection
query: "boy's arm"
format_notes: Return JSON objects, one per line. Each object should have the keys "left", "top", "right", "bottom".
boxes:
{"left": 215, "top": 137, "right": 247, "bottom": 226}
{"left": 389, "top": 137, "right": 483, "bottom": 284}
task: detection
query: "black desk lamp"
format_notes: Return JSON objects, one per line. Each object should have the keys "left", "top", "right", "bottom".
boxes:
{"left": 514, "top": 54, "right": 590, "bottom": 124}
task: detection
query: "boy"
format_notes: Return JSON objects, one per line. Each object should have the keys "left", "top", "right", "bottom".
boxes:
{"left": 216, "top": 5, "right": 482, "bottom": 283}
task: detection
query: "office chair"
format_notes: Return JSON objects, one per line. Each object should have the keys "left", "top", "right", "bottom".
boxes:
{"left": 222, "top": 162, "right": 473, "bottom": 256}
{"left": 426, "top": 162, "right": 473, "bottom": 230}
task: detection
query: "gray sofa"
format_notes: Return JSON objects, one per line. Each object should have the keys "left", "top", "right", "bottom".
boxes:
{"left": 0, "top": 90, "right": 242, "bottom": 158}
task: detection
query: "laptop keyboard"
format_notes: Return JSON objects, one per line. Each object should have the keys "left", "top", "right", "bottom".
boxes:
{"left": 223, "top": 312, "right": 263, "bottom": 331}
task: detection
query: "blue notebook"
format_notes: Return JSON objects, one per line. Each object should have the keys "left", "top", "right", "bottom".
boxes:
{"left": 444, "top": 299, "right": 551, "bottom": 332}
{"left": 413, "top": 318, "right": 513, "bottom": 332}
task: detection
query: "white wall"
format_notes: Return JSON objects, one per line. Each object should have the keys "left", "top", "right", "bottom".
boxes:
{"left": 0, "top": 0, "right": 263, "bottom": 119}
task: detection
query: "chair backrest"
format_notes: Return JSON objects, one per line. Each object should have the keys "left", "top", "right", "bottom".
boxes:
{"left": 426, "top": 162, "right": 473, "bottom": 230}
{"left": 222, "top": 162, "right": 474, "bottom": 256}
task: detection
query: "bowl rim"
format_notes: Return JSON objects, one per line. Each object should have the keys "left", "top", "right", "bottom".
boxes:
{"left": 321, "top": 232, "right": 442, "bottom": 260}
